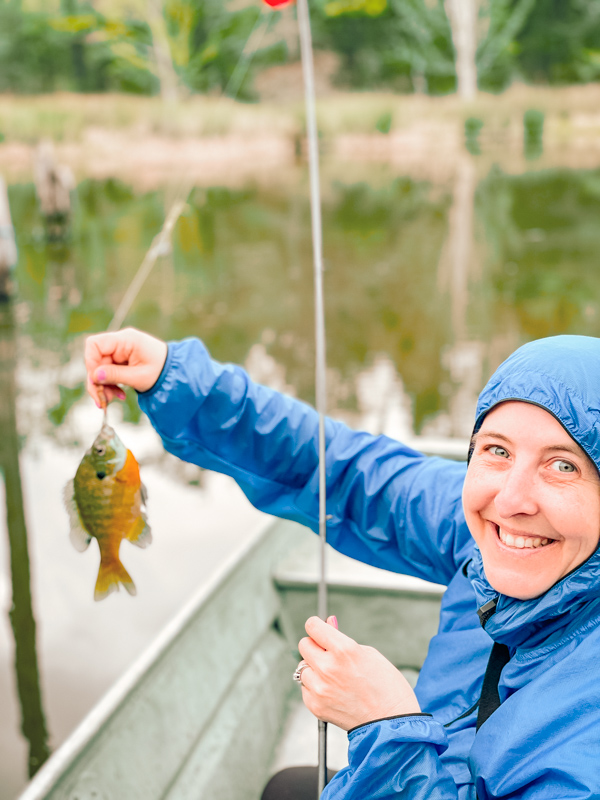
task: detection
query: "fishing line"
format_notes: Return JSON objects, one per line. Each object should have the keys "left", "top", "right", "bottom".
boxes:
{"left": 295, "top": 0, "right": 329, "bottom": 791}
{"left": 222, "top": 11, "right": 272, "bottom": 101}
{"left": 106, "top": 6, "right": 272, "bottom": 333}
{"left": 108, "top": 199, "right": 186, "bottom": 332}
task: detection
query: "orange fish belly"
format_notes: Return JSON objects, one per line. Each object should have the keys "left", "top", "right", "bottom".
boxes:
{"left": 75, "top": 450, "right": 142, "bottom": 549}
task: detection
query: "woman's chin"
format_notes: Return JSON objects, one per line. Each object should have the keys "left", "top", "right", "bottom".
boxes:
{"left": 482, "top": 562, "right": 550, "bottom": 601}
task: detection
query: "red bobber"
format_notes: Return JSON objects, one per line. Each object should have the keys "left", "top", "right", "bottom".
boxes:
{"left": 262, "top": 0, "right": 295, "bottom": 6}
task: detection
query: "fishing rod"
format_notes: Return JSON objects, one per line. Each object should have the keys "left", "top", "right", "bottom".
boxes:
{"left": 263, "top": 0, "right": 329, "bottom": 789}
{"left": 295, "top": 0, "right": 329, "bottom": 791}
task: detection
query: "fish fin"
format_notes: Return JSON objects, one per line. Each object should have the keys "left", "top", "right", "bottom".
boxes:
{"left": 140, "top": 480, "right": 149, "bottom": 506}
{"left": 63, "top": 479, "right": 92, "bottom": 553}
{"left": 126, "top": 516, "right": 153, "bottom": 549}
{"left": 94, "top": 557, "right": 137, "bottom": 602}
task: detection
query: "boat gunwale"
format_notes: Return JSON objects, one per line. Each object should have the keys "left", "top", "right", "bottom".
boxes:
{"left": 273, "top": 579, "right": 445, "bottom": 598}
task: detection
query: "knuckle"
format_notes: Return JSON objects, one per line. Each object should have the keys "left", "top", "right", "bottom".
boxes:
{"left": 337, "top": 639, "right": 355, "bottom": 657}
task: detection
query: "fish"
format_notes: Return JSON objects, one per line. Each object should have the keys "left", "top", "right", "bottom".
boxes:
{"left": 63, "top": 422, "right": 151, "bottom": 601}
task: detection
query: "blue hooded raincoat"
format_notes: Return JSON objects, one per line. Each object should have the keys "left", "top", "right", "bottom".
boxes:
{"left": 138, "top": 334, "right": 600, "bottom": 800}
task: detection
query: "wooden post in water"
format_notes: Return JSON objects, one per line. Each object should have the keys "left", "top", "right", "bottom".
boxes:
{"left": 0, "top": 303, "right": 51, "bottom": 778}
{"left": 34, "top": 140, "right": 74, "bottom": 242}
{"left": 0, "top": 176, "right": 17, "bottom": 300}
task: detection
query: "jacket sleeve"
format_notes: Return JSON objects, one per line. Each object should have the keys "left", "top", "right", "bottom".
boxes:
{"left": 138, "top": 338, "right": 473, "bottom": 585}
{"left": 324, "top": 715, "right": 458, "bottom": 800}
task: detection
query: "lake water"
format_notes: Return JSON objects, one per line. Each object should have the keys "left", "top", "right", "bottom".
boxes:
{"left": 3, "top": 149, "right": 600, "bottom": 798}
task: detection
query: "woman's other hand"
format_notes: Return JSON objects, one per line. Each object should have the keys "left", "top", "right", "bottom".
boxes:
{"left": 85, "top": 328, "right": 168, "bottom": 407}
{"left": 298, "top": 616, "right": 421, "bottom": 731}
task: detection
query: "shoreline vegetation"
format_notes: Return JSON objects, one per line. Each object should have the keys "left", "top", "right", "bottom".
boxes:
{"left": 2, "top": 83, "right": 600, "bottom": 187}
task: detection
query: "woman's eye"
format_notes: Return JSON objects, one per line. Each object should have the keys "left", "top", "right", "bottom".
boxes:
{"left": 489, "top": 446, "right": 509, "bottom": 458}
{"left": 551, "top": 459, "right": 576, "bottom": 473}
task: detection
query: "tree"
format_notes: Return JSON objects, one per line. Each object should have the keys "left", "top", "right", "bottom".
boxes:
{"left": 310, "top": 0, "right": 457, "bottom": 93}
{"left": 445, "top": 0, "right": 477, "bottom": 99}
{"left": 92, "top": 0, "right": 181, "bottom": 100}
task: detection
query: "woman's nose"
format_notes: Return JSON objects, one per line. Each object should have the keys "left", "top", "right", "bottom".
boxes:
{"left": 493, "top": 464, "right": 539, "bottom": 518}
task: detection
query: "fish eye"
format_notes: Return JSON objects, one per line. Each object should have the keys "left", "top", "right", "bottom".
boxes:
{"left": 95, "top": 445, "right": 106, "bottom": 456}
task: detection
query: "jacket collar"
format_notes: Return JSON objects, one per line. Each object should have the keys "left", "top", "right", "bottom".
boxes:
{"left": 468, "top": 544, "right": 600, "bottom": 649}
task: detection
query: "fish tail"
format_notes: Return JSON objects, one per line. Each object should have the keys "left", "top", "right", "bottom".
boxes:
{"left": 94, "top": 556, "right": 137, "bottom": 602}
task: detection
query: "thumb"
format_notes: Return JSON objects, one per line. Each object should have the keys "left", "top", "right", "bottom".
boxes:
{"left": 305, "top": 616, "right": 351, "bottom": 650}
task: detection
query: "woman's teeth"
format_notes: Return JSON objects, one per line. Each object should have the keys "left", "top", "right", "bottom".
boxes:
{"left": 497, "top": 527, "right": 550, "bottom": 549}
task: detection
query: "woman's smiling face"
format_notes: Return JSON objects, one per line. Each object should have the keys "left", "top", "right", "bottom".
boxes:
{"left": 463, "top": 401, "right": 600, "bottom": 600}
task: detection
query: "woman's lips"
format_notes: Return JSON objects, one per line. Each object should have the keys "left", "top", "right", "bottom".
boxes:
{"left": 491, "top": 522, "right": 555, "bottom": 550}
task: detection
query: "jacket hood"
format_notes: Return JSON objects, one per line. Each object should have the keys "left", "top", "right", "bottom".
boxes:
{"left": 474, "top": 335, "right": 600, "bottom": 469}
{"left": 469, "top": 335, "right": 600, "bottom": 647}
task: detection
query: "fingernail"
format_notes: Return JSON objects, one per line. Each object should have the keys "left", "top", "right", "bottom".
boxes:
{"left": 97, "top": 369, "right": 106, "bottom": 383}
{"left": 95, "top": 401, "right": 101, "bottom": 409}
{"left": 327, "top": 615, "right": 338, "bottom": 629}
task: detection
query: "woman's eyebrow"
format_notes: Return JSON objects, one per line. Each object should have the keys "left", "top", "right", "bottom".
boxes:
{"left": 475, "top": 431, "right": 511, "bottom": 443}
{"left": 544, "top": 443, "right": 584, "bottom": 457}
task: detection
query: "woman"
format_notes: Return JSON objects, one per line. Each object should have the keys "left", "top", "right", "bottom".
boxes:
{"left": 85, "top": 328, "right": 600, "bottom": 799}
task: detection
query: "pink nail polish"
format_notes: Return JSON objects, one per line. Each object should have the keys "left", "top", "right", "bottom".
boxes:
{"left": 97, "top": 369, "right": 106, "bottom": 382}
{"left": 328, "top": 616, "right": 338, "bottom": 629}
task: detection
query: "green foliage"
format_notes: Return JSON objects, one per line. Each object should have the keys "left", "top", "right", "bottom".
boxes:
{"left": 183, "top": 4, "right": 287, "bottom": 99}
{"left": 0, "top": 2, "right": 86, "bottom": 92}
{"left": 465, "top": 117, "right": 484, "bottom": 155}
{"left": 1, "top": 0, "right": 600, "bottom": 98}
{"left": 523, "top": 108, "right": 544, "bottom": 159}
{"left": 0, "top": 0, "right": 159, "bottom": 93}
{"left": 48, "top": 382, "right": 86, "bottom": 426}
{"left": 375, "top": 110, "right": 393, "bottom": 133}
{"left": 478, "top": 0, "right": 600, "bottom": 91}
{"left": 515, "top": 0, "right": 600, "bottom": 84}
{"left": 310, "top": 0, "right": 456, "bottom": 93}
{"left": 477, "top": 0, "right": 537, "bottom": 91}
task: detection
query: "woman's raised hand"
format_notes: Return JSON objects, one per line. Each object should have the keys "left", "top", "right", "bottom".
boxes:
{"left": 298, "top": 616, "right": 420, "bottom": 731}
{"left": 85, "top": 328, "right": 168, "bottom": 407}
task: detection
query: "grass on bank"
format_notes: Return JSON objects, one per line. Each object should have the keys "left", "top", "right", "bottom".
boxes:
{"left": 0, "top": 83, "right": 600, "bottom": 144}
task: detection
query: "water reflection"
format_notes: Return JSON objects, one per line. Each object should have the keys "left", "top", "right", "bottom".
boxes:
{"left": 11, "top": 175, "right": 456, "bottom": 437}
{"left": 0, "top": 300, "right": 51, "bottom": 779}
{"left": 12, "top": 165, "right": 600, "bottom": 436}
{"left": 476, "top": 166, "right": 600, "bottom": 342}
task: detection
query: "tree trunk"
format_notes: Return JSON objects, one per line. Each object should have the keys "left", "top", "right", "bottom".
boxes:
{"left": 0, "top": 177, "right": 17, "bottom": 300}
{"left": 445, "top": 0, "right": 478, "bottom": 101}
{"left": 147, "top": 0, "right": 180, "bottom": 103}
{"left": 0, "top": 303, "right": 51, "bottom": 778}
{"left": 437, "top": 155, "right": 482, "bottom": 437}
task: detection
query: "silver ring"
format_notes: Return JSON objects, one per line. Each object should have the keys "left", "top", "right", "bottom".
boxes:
{"left": 292, "top": 661, "right": 310, "bottom": 684}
